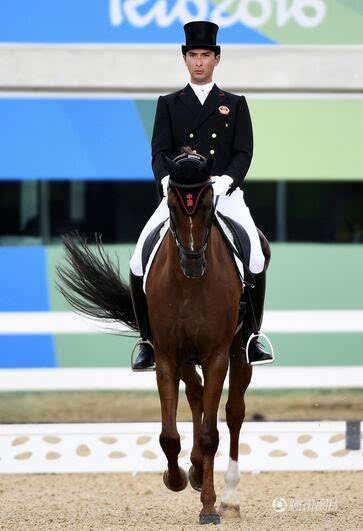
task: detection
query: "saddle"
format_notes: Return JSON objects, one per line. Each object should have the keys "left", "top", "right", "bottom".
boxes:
{"left": 142, "top": 220, "right": 166, "bottom": 275}
{"left": 214, "top": 212, "right": 252, "bottom": 279}
{"left": 141, "top": 214, "right": 252, "bottom": 279}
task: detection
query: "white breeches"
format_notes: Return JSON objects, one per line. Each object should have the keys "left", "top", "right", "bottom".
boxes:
{"left": 129, "top": 187, "right": 265, "bottom": 276}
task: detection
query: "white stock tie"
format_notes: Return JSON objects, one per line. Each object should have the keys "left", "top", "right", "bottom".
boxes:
{"left": 200, "top": 88, "right": 206, "bottom": 104}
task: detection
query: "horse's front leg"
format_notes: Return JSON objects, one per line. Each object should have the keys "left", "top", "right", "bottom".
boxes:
{"left": 220, "top": 335, "right": 252, "bottom": 519}
{"left": 156, "top": 355, "right": 188, "bottom": 492}
{"left": 199, "top": 353, "right": 229, "bottom": 525}
{"left": 181, "top": 365, "right": 204, "bottom": 491}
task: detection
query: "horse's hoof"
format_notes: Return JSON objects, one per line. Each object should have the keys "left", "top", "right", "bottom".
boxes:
{"left": 188, "top": 465, "right": 202, "bottom": 492}
{"left": 219, "top": 502, "right": 241, "bottom": 519}
{"left": 199, "top": 513, "right": 221, "bottom": 525}
{"left": 162, "top": 468, "right": 188, "bottom": 492}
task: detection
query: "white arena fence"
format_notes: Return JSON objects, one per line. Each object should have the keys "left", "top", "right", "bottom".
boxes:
{"left": 0, "top": 366, "right": 362, "bottom": 392}
{"left": 1, "top": 310, "right": 363, "bottom": 334}
{"left": 0, "top": 421, "right": 361, "bottom": 475}
{"left": 0, "top": 310, "right": 362, "bottom": 391}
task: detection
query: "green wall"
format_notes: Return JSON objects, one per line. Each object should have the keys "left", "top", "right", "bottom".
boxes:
{"left": 249, "top": 99, "right": 363, "bottom": 181}
{"left": 49, "top": 243, "right": 363, "bottom": 368}
{"left": 136, "top": 98, "right": 363, "bottom": 182}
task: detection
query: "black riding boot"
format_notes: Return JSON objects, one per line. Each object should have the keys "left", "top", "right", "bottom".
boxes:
{"left": 242, "top": 270, "right": 274, "bottom": 365}
{"left": 129, "top": 272, "right": 155, "bottom": 371}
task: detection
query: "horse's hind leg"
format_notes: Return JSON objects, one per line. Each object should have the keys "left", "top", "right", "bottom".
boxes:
{"left": 156, "top": 357, "right": 188, "bottom": 492}
{"left": 181, "top": 365, "right": 203, "bottom": 491}
{"left": 219, "top": 339, "right": 252, "bottom": 519}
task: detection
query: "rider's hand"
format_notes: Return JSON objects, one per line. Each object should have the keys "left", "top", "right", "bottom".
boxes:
{"left": 212, "top": 175, "right": 233, "bottom": 196}
{"left": 161, "top": 175, "right": 170, "bottom": 197}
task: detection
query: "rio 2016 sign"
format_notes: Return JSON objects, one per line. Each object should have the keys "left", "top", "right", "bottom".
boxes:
{"left": 1, "top": 0, "right": 362, "bottom": 44}
{"left": 110, "top": 0, "right": 326, "bottom": 29}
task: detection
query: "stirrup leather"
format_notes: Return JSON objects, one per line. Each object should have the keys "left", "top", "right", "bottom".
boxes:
{"left": 245, "top": 331, "right": 275, "bottom": 366}
{"left": 131, "top": 339, "right": 156, "bottom": 372}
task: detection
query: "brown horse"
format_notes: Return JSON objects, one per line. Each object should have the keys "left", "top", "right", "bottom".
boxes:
{"left": 58, "top": 151, "right": 260, "bottom": 525}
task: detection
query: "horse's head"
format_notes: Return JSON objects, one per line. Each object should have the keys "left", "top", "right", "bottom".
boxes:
{"left": 163, "top": 149, "right": 215, "bottom": 278}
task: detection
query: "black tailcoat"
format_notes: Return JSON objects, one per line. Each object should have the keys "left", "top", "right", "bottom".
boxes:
{"left": 151, "top": 83, "right": 253, "bottom": 195}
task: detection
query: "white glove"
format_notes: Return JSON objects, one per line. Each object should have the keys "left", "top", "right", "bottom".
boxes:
{"left": 212, "top": 175, "right": 233, "bottom": 196}
{"left": 161, "top": 175, "right": 170, "bottom": 197}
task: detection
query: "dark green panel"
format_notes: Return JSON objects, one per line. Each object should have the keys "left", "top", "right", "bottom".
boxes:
{"left": 55, "top": 332, "right": 363, "bottom": 368}
{"left": 55, "top": 333, "right": 136, "bottom": 367}
{"left": 269, "top": 333, "right": 363, "bottom": 366}
{"left": 266, "top": 244, "right": 363, "bottom": 310}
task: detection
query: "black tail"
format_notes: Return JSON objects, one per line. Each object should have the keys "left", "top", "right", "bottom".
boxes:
{"left": 57, "top": 233, "right": 138, "bottom": 331}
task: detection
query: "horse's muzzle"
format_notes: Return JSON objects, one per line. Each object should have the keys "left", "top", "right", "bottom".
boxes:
{"left": 180, "top": 250, "right": 207, "bottom": 279}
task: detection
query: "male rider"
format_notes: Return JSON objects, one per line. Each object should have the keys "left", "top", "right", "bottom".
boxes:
{"left": 129, "top": 20, "right": 273, "bottom": 370}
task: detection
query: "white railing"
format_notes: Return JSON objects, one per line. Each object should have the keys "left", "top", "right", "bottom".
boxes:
{"left": 0, "top": 421, "right": 361, "bottom": 474}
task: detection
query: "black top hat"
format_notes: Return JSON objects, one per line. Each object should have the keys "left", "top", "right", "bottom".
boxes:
{"left": 182, "top": 21, "right": 220, "bottom": 55}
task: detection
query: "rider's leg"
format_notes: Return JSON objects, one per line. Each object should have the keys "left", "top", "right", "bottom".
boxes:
{"left": 129, "top": 271, "right": 155, "bottom": 370}
{"left": 130, "top": 198, "right": 169, "bottom": 276}
{"left": 250, "top": 229, "right": 271, "bottom": 331}
{"left": 242, "top": 229, "right": 273, "bottom": 364}
{"left": 216, "top": 190, "right": 273, "bottom": 364}
{"left": 129, "top": 198, "right": 169, "bottom": 370}
{"left": 216, "top": 188, "right": 264, "bottom": 275}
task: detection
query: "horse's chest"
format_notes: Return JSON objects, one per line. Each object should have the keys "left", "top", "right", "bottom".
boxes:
{"left": 165, "top": 286, "right": 230, "bottom": 332}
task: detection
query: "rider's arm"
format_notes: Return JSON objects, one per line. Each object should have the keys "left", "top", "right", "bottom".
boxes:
{"left": 223, "top": 96, "right": 253, "bottom": 192}
{"left": 151, "top": 96, "right": 173, "bottom": 196}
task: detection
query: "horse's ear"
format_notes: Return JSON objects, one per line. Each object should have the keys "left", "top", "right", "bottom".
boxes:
{"left": 162, "top": 153, "right": 178, "bottom": 174}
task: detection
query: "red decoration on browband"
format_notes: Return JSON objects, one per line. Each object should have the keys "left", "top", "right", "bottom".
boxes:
{"left": 173, "top": 183, "right": 211, "bottom": 216}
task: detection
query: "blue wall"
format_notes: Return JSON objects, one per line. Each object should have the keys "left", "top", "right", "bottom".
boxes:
{"left": 0, "top": 99, "right": 151, "bottom": 180}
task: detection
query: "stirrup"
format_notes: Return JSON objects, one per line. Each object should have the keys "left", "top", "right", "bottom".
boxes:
{"left": 131, "top": 339, "right": 156, "bottom": 372}
{"left": 245, "top": 331, "right": 275, "bottom": 366}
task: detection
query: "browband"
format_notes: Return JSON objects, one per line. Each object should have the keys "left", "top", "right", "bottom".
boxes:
{"left": 171, "top": 183, "right": 212, "bottom": 216}
{"left": 169, "top": 178, "right": 211, "bottom": 190}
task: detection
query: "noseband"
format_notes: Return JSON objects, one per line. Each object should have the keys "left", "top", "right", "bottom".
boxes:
{"left": 169, "top": 213, "right": 212, "bottom": 262}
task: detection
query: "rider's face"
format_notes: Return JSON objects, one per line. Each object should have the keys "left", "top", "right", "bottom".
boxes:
{"left": 184, "top": 49, "right": 220, "bottom": 85}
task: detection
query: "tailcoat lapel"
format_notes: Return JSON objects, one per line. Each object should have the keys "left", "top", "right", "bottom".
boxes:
{"left": 177, "top": 84, "right": 202, "bottom": 116}
{"left": 178, "top": 83, "right": 230, "bottom": 131}
{"left": 191, "top": 83, "right": 227, "bottom": 131}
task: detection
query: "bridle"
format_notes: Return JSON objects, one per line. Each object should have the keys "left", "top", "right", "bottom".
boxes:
{"left": 168, "top": 171, "right": 215, "bottom": 263}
